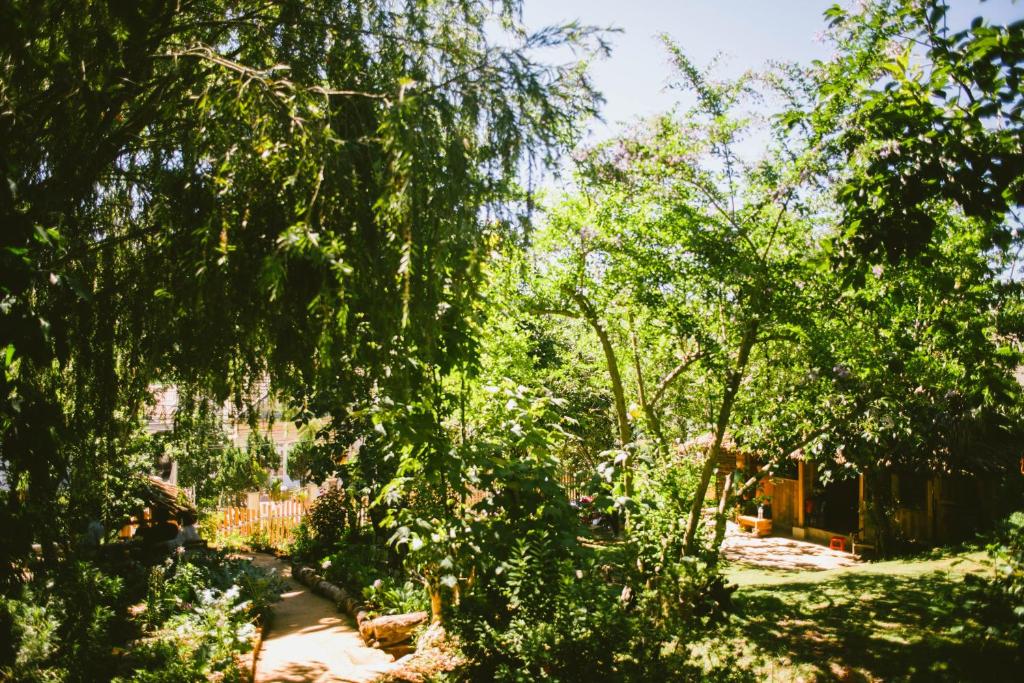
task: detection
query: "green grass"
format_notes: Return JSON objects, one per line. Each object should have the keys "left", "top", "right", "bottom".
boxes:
{"left": 694, "top": 550, "right": 1020, "bottom": 682}
{"left": 723, "top": 549, "right": 992, "bottom": 587}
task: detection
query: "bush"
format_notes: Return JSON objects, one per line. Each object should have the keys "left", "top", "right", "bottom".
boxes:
{"left": 285, "top": 520, "right": 317, "bottom": 560}
{"left": 320, "top": 546, "right": 385, "bottom": 592}
{"left": 363, "top": 577, "right": 430, "bottom": 617}
{"left": 0, "top": 549, "right": 282, "bottom": 683}
{"left": 0, "top": 586, "right": 63, "bottom": 682}
{"left": 116, "top": 550, "right": 282, "bottom": 682}
{"left": 307, "top": 487, "right": 349, "bottom": 547}
{"left": 622, "top": 448, "right": 735, "bottom": 635}
{"left": 0, "top": 560, "right": 131, "bottom": 683}
{"left": 117, "top": 586, "right": 256, "bottom": 683}
{"left": 454, "top": 533, "right": 635, "bottom": 682}
{"left": 967, "top": 510, "right": 1024, "bottom": 648}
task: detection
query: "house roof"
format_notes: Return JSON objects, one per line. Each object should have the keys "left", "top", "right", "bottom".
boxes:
{"left": 142, "top": 475, "right": 193, "bottom": 517}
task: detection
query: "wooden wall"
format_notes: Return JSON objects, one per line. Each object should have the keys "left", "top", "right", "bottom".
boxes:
{"left": 770, "top": 478, "right": 799, "bottom": 530}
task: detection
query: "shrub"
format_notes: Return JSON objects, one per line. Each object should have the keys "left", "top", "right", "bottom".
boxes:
{"left": 455, "top": 535, "right": 634, "bottom": 682}
{"left": 0, "top": 586, "right": 63, "bottom": 682}
{"left": 308, "top": 487, "right": 349, "bottom": 547}
{"left": 0, "top": 559, "right": 131, "bottom": 683}
{"left": 967, "top": 510, "right": 1024, "bottom": 648}
{"left": 118, "top": 586, "right": 257, "bottom": 683}
{"left": 320, "top": 541, "right": 390, "bottom": 586}
{"left": 363, "top": 577, "right": 430, "bottom": 617}
{"left": 117, "top": 550, "right": 282, "bottom": 682}
{"left": 286, "top": 520, "right": 317, "bottom": 561}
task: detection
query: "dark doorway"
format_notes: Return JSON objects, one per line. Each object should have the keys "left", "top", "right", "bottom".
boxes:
{"left": 813, "top": 476, "right": 859, "bottom": 533}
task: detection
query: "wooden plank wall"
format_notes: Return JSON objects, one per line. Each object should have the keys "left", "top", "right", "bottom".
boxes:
{"left": 771, "top": 478, "right": 799, "bottom": 530}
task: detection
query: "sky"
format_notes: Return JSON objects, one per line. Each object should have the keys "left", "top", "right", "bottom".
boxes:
{"left": 522, "top": 0, "right": 1023, "bottom": 141}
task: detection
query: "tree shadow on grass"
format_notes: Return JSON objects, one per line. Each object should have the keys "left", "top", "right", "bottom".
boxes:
{"left": 724, "top": 571, "right": 1019, "bottom": 681}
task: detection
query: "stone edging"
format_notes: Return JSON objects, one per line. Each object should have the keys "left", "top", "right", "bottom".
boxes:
{"left": 247, "top": 617, "right": 270, "bottom": 683}
{"left": 289, "top": 561, "right": 428, "bottom": 649}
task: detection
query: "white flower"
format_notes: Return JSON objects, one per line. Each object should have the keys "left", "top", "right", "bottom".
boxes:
{"left": 237, "top": 622, "right": 256, "bottom": 641}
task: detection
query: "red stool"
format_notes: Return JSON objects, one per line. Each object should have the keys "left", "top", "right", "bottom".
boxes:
{"left": 829, "top": 536, "right": 847, "bottom": 552}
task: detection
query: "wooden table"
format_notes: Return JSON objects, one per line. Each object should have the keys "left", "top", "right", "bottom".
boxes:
{"left": 737, "top": 514, "right": 772, "bottom": 537}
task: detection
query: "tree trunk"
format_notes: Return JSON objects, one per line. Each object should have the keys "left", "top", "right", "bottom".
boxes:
{"left": 865, "top": 468, "right": 897, "bottom": 557}
{"left": 571, "top": 291, "right": 633, "bottom": 494}
{"left": 628, "top": 314, "right": 668, "bottom": 454}
{"left": 430, "top": 587, "right": 444, "bottom": 624}
{"left": 683, "top": 320, "right": 758, "bottom": 556}
{"left": 709, "top": 470, "right": 735, "bottom": 566}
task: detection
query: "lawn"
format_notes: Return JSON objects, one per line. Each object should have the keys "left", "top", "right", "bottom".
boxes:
{"left": 692, "top": 550, "right": 1020, "bottom": 682}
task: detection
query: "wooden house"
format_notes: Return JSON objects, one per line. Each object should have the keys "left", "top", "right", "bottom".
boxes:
{"left": 697, "top": 436, "right": 1018, "bottom": 548}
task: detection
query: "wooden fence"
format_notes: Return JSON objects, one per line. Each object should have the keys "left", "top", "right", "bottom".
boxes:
{"left": 213, "top": 499, "right": 309, "bottom": 546}
{"left": 561, "top": 471, "right": 591, "bottom": 502}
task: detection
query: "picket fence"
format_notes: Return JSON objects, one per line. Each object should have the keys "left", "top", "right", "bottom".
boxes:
{"left": 214, "top": 499, "right": 309, "bottom": 545}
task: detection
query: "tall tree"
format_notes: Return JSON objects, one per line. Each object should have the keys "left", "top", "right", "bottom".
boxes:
{"left": 565, "top": 45, "right": 826, "bottom": 555}
{"left": 0, "top": 0, "right": 602, "bottom": 580}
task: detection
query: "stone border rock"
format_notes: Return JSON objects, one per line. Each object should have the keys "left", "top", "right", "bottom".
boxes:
{"left": 290, "top": 561, "right": 428, "bottom": 649}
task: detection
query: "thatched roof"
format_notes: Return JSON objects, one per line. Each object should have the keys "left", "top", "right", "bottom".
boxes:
{"left": 678, "top": 433, "right": 744, "bottom": 466}
{"left": 142, "top": 475, "right": 193, "bottom": 517}
{"left": 678, "top": 432, "right": 740, "bottom": 455}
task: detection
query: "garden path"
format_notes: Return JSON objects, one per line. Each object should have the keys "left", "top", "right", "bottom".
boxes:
{"left": 249, "top": 553, "right": 399, "bottom": 683}
{"left": 720, "top": 522, "right": 861, "bottom": 571}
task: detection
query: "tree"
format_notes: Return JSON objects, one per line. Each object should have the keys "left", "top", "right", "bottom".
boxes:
{"left": 561, "top": 45, "right": 827, "bottom": 555}
{"left": 797, "top": 0, "right": 1024, "bottom": 262}
{"left": 0, "top": 0, "right": 602, "bottom": 581}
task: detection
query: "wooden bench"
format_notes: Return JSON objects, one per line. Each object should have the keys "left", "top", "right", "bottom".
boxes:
{"left": 736, "top": 514, "right": 772, "bottom": 537}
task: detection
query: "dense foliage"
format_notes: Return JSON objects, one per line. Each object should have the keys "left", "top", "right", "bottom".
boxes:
{"left": 0, "top": 0, "right": 602, "bottom": 580}
{"left": 0, "top": 550, "right": 280, "bottom": 682}
{"left": 2, "top": 0, "right": 1023, "bottom": 680}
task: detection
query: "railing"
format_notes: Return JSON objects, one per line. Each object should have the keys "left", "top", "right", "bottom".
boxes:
{"left": 213, "top": 499, "right": 309, "bottom": 545}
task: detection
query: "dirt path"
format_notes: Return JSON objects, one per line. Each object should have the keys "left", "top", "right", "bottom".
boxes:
{"left": 249, "top": 554, "right": 398, "bottom": 683}
{"left": 720, "top": 521, "right": 860, "bottom": 571}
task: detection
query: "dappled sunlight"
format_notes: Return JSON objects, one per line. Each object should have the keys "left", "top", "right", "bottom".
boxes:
{"left": 702, "top": 568, "right": 1020, "bottom": 682}
{"left": 254, "top": 555, "right": 397, "bottom": 683}
{"left": 721, "top": 522, "right": 861, "bottom": 572}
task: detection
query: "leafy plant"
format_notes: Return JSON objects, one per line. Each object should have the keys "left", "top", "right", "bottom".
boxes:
{"left": 0, "top": 586, "right": 63, "bottom": 682}
{"left": 965, "top": 511, "right": 1024, "bottom": 649}
{"left": 363, "top": 577, "right": 429, "bottom": 617}
{"left": 307, "top": 487, "right": 350, "bottom": 549}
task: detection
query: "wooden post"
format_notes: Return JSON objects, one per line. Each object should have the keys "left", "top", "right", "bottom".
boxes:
{"left": 859, "top": 473, "right": 866, "bottom": 538}
{"left": 797, "top": 461, "right": 805, "bottom": 528}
